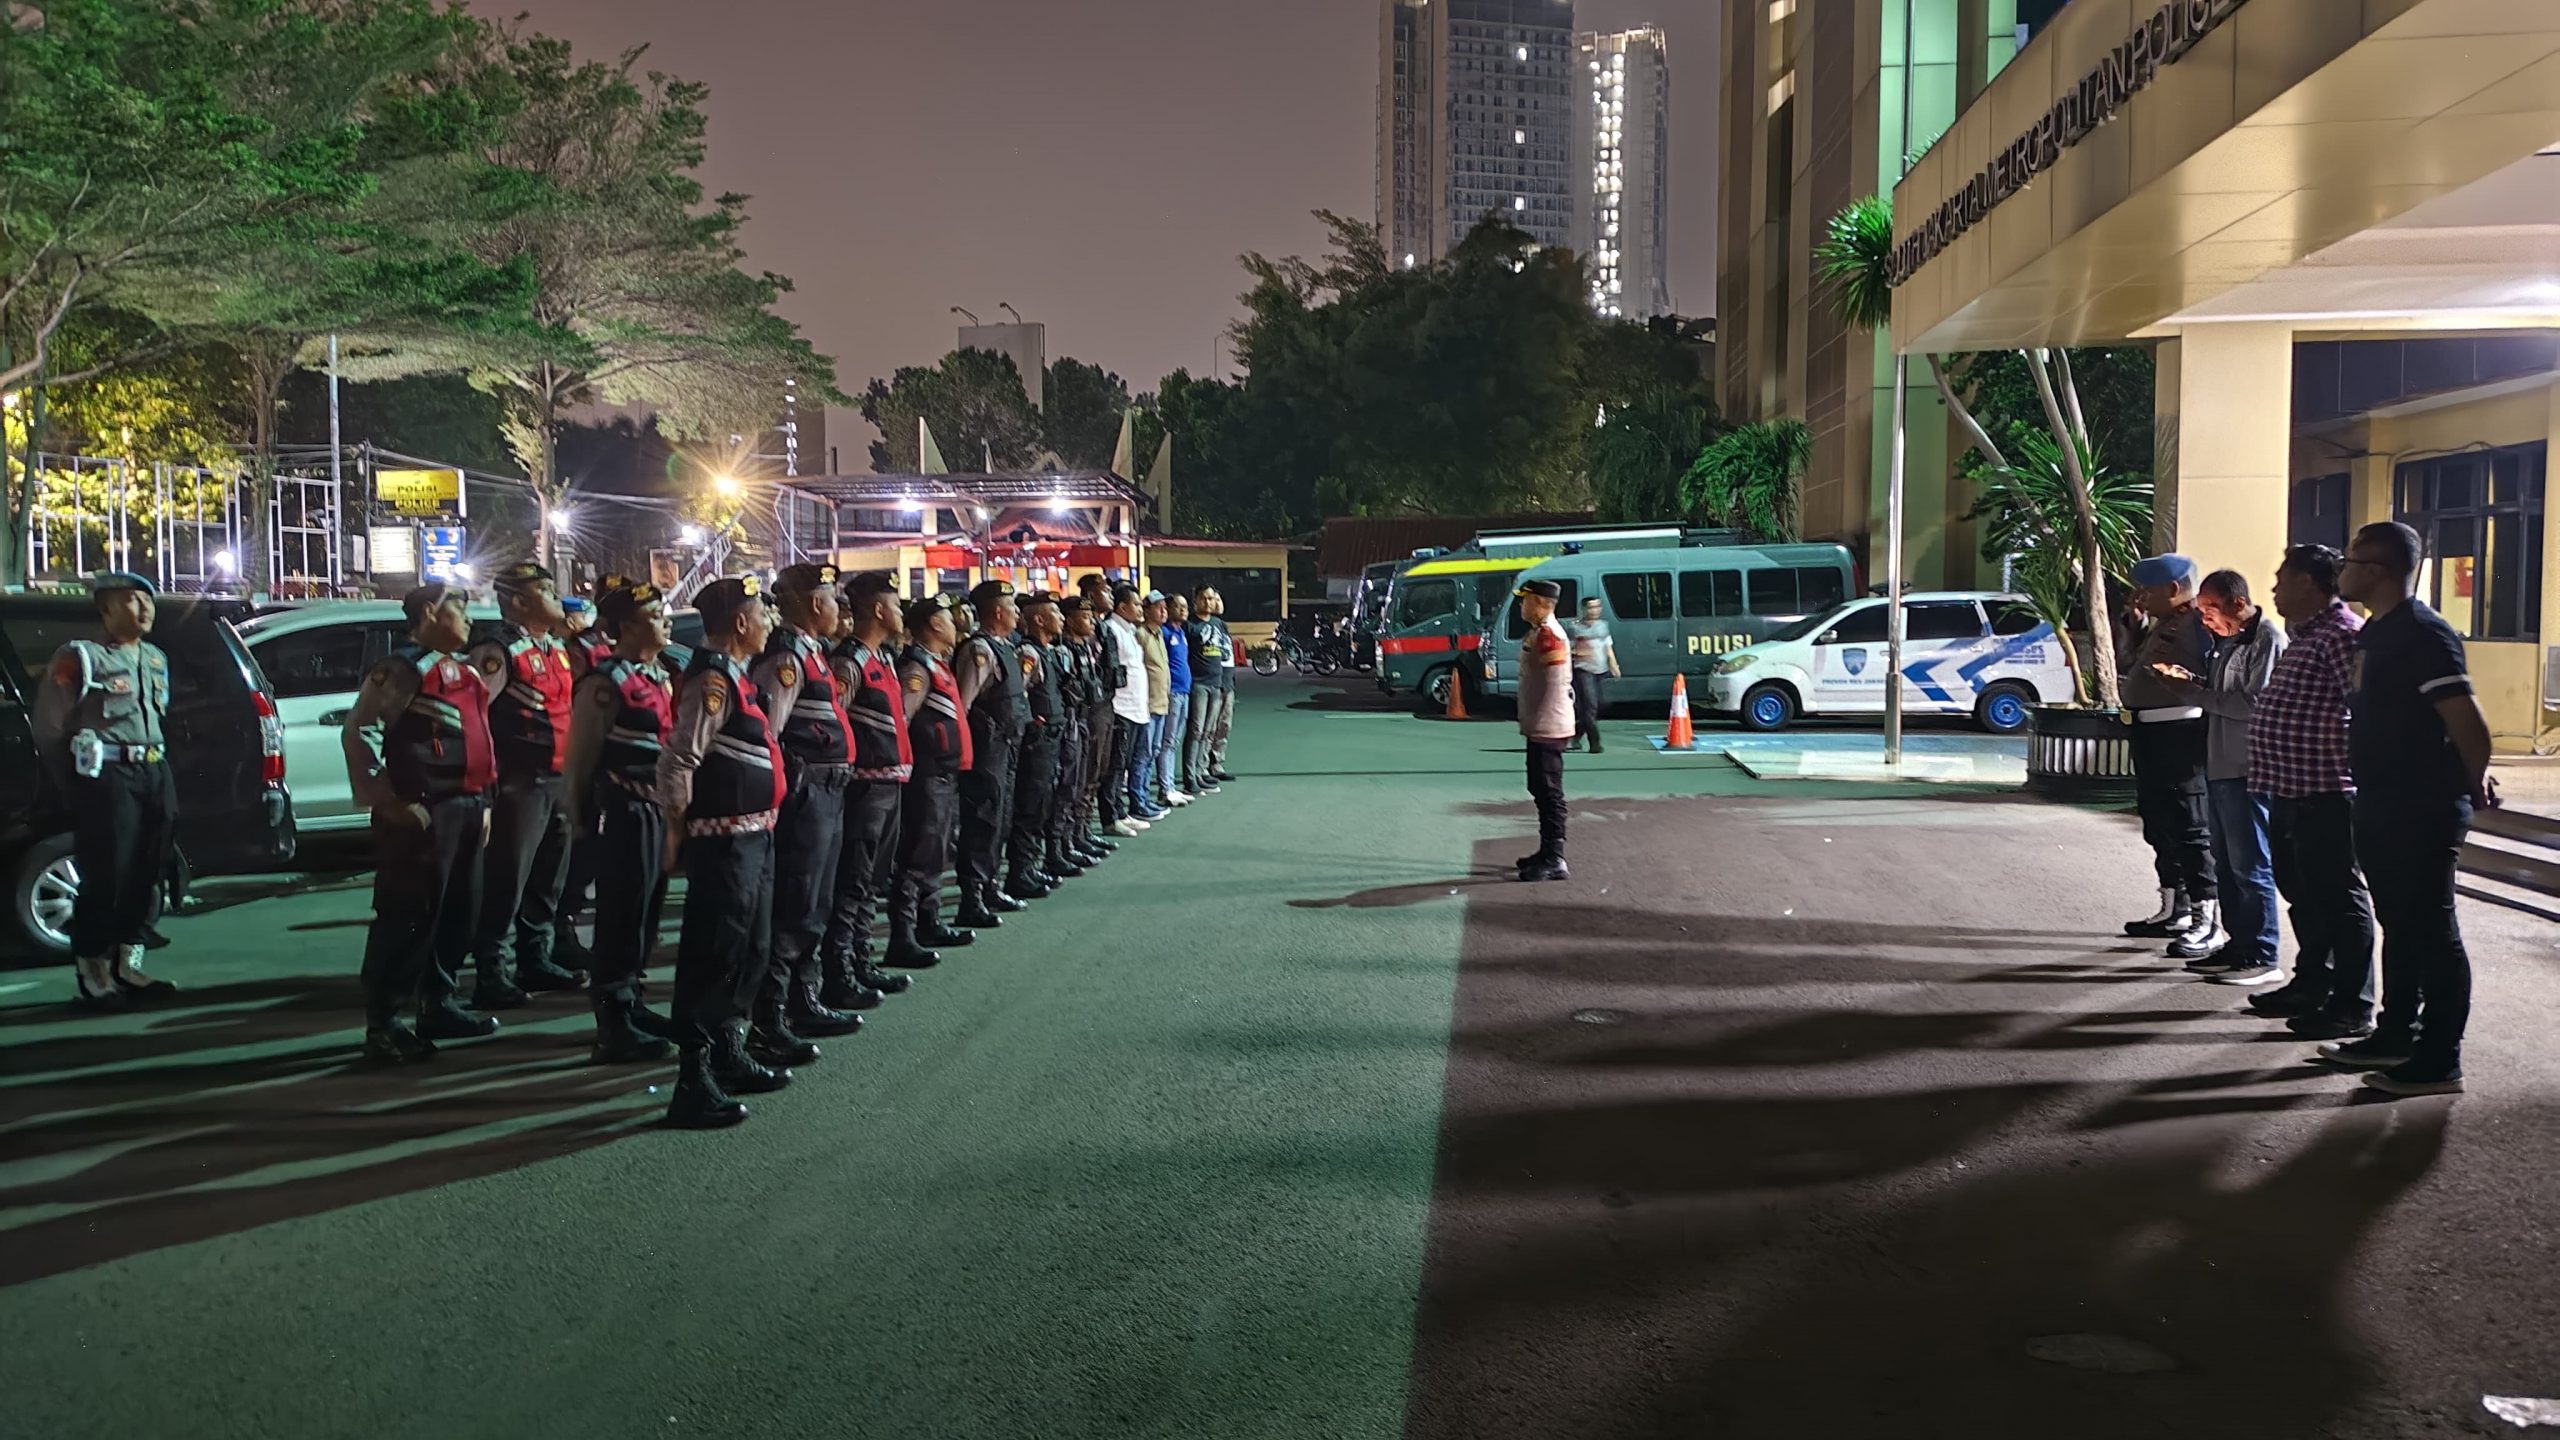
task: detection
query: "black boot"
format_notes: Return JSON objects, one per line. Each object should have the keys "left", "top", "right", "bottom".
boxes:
{"left": 711, "top": 1021, "right": 792, "bottom": 1093}
{"left": 914, "top": 898, "right": 974, "bottom": 949}
{"left": 665, "top": 1048, "right": 746, "bottom": 1129}
{"left": 1045, "top": 845, "right": 1086, "bottom": 879}
{"left": 1007, "top": 870, "right": 1055, "bottom": 901}
{"left": 987, "top": 887, "right": 1028, "bottom": 913}
{"left": 954, "top": 888, "right": 1004, "bottom": 929}
{"left": 472, "top": 963, "right": 528, "bottom": 1011}
{"left": 787, "top": 977, "right": 866, "bottom": 1037}
{"left": 750, "top": 996, "right": 823, "bottom": 1067}
{"left": 362, "top": 1021, "right": 437, "bottom": 1063}
{"left": 818, "top": 953, "right": 887, "bottom": 1011}
{"left": 591, "top": 995, "right": 676, "bottom": 1064}
{"left": 417, "top": 998, "right": 501, "bottom": 1041}
{"left": 629, "top": 997, "right": 678, "bottom": 1040}
{"left": 854, "top": 957, "right": 915, "bottom": 994}
{"left": 516, "top": 955, "right": 587, "bottom": 993}
{"left": 1516, "top": 852, "right": 1569, "bottom": 882}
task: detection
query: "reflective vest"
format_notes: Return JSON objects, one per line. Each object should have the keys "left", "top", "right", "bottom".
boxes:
{"left": 765, "top": 625, "right": 855, "bottom": 765}
{"left": 487, "top": 628, "right": 575, "bottom": 775}
{"left": 386, "top": 645, "right": 496, "bottom": 801}
{"left": 903, "top": 645, "right": 972, "bottom": 775}
{"left": 1025, "top": 638, "right": 1066, "bottom": 731}
{"left": 964, "top": 633, "right": 1030, "bottom": 750}
{"left": 593, "top": 654, "right": 674, "bottom": 794}
{"left": 836, "top": 637, "right": 914, "bottom": 781}
{"left": 680, "top": 649, "right": 786, "bottom": 820}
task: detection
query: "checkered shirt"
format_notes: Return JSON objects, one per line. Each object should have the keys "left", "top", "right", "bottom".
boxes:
{"left": 2246, "top": 600, "right": 2361, "bottom": 798}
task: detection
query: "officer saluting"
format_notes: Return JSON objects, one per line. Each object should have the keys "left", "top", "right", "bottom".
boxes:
{"left": 953, "top": 579, "right": 1030, "bottom": 927}
{"left": 817, "top": 571, "right": 918, "bottom": 1005}
{"left": 561, "top": 576, "right": 682, "bottom": 1064}
{"left": 888, "top": 593, "right": 976, "bottom": 969}
{"left": 468, "top": 561, "right": 588, "bottom": 1009}
{"left": 658, "top": 576, "right": 792, "bottom": 1128}
{"left": 33, "top": 570, "right": 180, "bottom": 1006}
{"left": 342, "top": 584, "right": 507, "bottom": 1061}
{"left": 748, "top": 562, "right": 866, "bottom": 1050}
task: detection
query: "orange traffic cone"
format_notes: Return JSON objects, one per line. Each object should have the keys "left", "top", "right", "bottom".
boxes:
{"left": 1666, "top": 673, "right": 1695, "bottom": 750}
{"left": 1443, "top": 668, "right": 1470, "bottom": 720}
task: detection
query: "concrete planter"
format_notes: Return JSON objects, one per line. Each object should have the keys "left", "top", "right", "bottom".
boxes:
{"left": 2026, "top": 706, "right": 2136, "bottom": 799}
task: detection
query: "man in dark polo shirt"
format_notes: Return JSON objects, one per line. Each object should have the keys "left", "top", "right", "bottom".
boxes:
{"left": 2325, "top": 521, "right": 2495, "bottom": 1097}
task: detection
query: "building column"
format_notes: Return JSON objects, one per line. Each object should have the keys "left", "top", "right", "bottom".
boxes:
{"left": 2540, "top": 380, "right": 2560, "bottom": 741}
{"left": 2153, "top": 324, "right": 2294, "bottom": 577}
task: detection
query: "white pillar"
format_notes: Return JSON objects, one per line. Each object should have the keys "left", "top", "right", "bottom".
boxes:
{"left": 2157, "top": 323, "right": 2294, "bottom": 578}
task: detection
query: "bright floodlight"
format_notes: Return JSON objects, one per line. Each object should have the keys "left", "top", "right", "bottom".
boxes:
{"left": 212, "top": 549, "right": 236, "bottom": 573}
{"left": 547, "top": 506, "right": 573, "bottom": 529}
{"left": 713, "top": 473, "right": 742, "bottom": 498}
{"left": 898, "top": 497, "right": 922, "bottom": 513}
{"left": 454, "top": 563, "right": 477, "bottom": 582}
{"left": 1048, "top": 494, "right": 1069, "bottom": 513}
{"left": 678, "top": 524, "right": 704, "bottom": 546}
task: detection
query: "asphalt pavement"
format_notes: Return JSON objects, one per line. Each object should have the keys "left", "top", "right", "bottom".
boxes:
{"left": 2, "top": 677, "right": 2553, "bottom": 1439}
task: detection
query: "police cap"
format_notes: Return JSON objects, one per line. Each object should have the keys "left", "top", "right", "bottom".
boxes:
{"left": 2129, "top": 554, "right": 2200, "bottom": 590}
{"left": 694, "top": 574, "right": 762, "bottom": 628}
{"left": 904, "top": 592, "right": 961, "bottom": 630}
{"left": 491, "top": 560, "right": 554, "bottom": 598}
{"left": 776, "top": 562, "right": 839, "bottom": 596}
{"left": 1514, "top": 578, "right": 1564, "bottom": 600}
{"left": 402, "top": 582, "right": 464, "bottom": 625}
{"left": 967, "top": 578, "right": 1016, "bottom": 611}
{"left": 1018, "top": 589, "right": 1059, "bottom": 611}
{"left": 1055, "top": 595, "right": 1086, "bottom": 618}
{"left": 596, "top": 574, "right": 665, "bottom": 628}
{"left": 87, "top": 570, "right": 158, "bottom": 600}
{"left": 843, "top": 569, "right": 900, "bottom": 604}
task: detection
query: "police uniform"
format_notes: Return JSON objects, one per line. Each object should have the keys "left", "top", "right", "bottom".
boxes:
{"left": 749, "top": 563, "right": 867, "bottom": 1044}
{"left": 1042, "top": 601, "right": 1096, "bottom": 877}
{"left": 468, "top": 563, "right": 588, "bottom": 1007}
{"left": 953, "top": 582, "right": 1030, "bottom": 924}
{"left": 32, "top": 571, "right": 179, "bottom": 1005}
{"left": 1187, "top": 608, "right": 1238, "bottom": 788}
{"left": 553, "top": 589, "right": 627, "bottom": 972}
{"left": 1005, "top": 595, "right": 1065, "bottom": 897}
{"left": 563, "top": 578, "right": 680, "bottom": 1064}
{"left": 1082, "top": 599, "right": 1130, "bottom": 840}
{"left": 890, "top": 600, "right": 975, "bottom": 965}
{"left": 344, "top": 585, "right": 508, "bottom": 1057}
{"left": 659, "top": 577, "right": 792, "bottom": 1126}
{"left": 818, "top": 584, "right": 918, "bottom": 1004}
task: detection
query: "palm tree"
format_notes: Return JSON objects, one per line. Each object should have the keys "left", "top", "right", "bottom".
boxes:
{"left": 1588, "top": 386, "right": 1717, "bottom": 522}
{"left": 1816, "top": 192, "right": 2125, "bottom": 708}
{"left": 1683, "top": 419, "right": 1809, "bottom": 541}
{"left": 1968, "top": 428, "right": 2153, "bottom": 703}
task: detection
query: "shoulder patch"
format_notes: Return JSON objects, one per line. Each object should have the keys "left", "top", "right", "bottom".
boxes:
{"left": 906, "top": 672, "right": 928, "bottom": 694}
{"left": 49, "top": 652, "right": 82, "bottom": 687}
{"left": 778, "top": 661, "right": 800, "bottom": 690}
{"left": 366, "top": 660, "right": 403, "bottom": 688}
{"left": 702, "top": 671, "right": 729, "bottom": 713}
{"left": 479, "top": 653, "right": 506, "bottom": 676}
{"left": 588, "top": 682, "right": 618, "bottom": 709}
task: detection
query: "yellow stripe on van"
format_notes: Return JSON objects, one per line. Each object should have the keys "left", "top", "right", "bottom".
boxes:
{"left": 1402, "top": 555, "right": 1549, "bottom": 578}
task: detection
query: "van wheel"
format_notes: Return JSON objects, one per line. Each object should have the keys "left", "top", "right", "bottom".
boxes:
{"left": 1975, "top": 681, "right": 2035, "bottom": 735}
{"left": 1419, "top": 665, "right": 1464, "bottom": 715}
{"left": 9, "top": 833, "right": 79, "bottom": 958}
{"left": 1740, "top": 683, "right": 1796, "bottom": 733}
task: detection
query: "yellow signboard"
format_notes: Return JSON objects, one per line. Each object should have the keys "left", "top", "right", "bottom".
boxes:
{"left": 376, "top": 468, "right": 461, "bottom": 516}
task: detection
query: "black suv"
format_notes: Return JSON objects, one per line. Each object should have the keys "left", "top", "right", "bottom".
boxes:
{"left": 0, "top": 593, "right": 296, "bottom": 956}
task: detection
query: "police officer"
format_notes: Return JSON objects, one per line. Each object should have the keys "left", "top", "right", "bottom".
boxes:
{"left": 659, "top": 576, "right": 793, "bottom": 1129}
{"left": 953, "top": 579, "right": 1030, "bottom": 927}
{"left": 343, "top": 584, "right": 507, "bottom": 1061}
{"left": 889, "top": 594, "right": 976, "bottom": 969}
{"left": 1044, "top": 597, "right": 1097, "bottom": 876}
{"left": 33, "top": 571, "right": 180, "bottom": 1006}
{"left": 817, "top": 571, "right": 919, "bottom": 1003}
{"left": 554, "top": 588, "right": 619, "bottom": 975}
{"left": 749, "top": 562, "right": 867, "bottom": 1047}
{"left": 468, "top": 562, "right": 588, "bottom": 1009}
{"left": 1006, "top": 591, "right": 1067, "bottom": 898}
{"left": 1075, "top": 574, "right": 1122, "bottom": 858}
{"left": 562, "top": 577, "right": 682, "bottom": 1064}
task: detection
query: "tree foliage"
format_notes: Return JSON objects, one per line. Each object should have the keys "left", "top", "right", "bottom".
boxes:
{"left": 1683, "top": 419, "right": 1809, "bottom": 542}
{"left": 1969, "top": 427, "right": 2153, "bottom": 703}
{"left": 1041, "top": 356, "right": 1129, "bottom": 470}
{"left": 1589, "top": 386, "right": 1718, "bottom": 523}
{"left": 860, "top": 347, "right": 1044, "bottom": 473}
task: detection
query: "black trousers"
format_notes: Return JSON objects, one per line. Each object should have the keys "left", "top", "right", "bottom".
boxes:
{"left": 556, "top": 805, "right": 601, "bottom": 957}
{"left": 768, "top": 762, "right": 852, "bottom": 994}
{"left": 1572, "top": 672, "right": 1606, "bottom": 745}
{"left": 1082, "top": 706, "right": 1114, "bottom": 827}
{"left": 359, "top": 794, "right": 488, "bottom": 1027}
{"left": 1527, "top": 738, "right": 1568, "bottom": 857}
{"left": 587, "top": 783, "right": 668, "bottom": 1004}
{"left": 821, "top": 778, "right": 903, "bottom": 964}
{"left": 2356, "top": 795, "right": 2474, "bottom": 1072}
{"left": 958, "top": 731, "right": 1022, "bottom": 895}
{"left": 671, "top": 827, "right": 774, "bottom": 1049}
{"left": 2266, "top": 792, "right": 2377, "bottom": 1016}
{"left": 1009, "top": 726, "right": 1061, "bottom": 878}
{"left": 1103, "top": 715, "right": 1146, "bottom": 823}
{"left": 894, "top": 769, "right": 960, "bottom": 928}
{"left": 2130, "top": 719, "right": 2214, "bottom": 899}
{"left": 474, "top": 770, "right": 573, "bottom": 976}
{"left": 1051, "top": 720, "right": 1090, "bottom": 849}
{"left": 68, "top": 760, "right": 177, "bottom": 956}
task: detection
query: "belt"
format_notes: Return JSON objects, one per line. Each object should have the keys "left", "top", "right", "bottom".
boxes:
{"left": 106, "top": 743, "right": 166, "bottom": 763}
{"left": 686, "top": 808, "right": 778, "bottom": 837}
{"left": 605, "top": 772, "right": 658, "bottom": 798}
{"left": 2133, "top": 706, "right": 2204, "bottom": 723}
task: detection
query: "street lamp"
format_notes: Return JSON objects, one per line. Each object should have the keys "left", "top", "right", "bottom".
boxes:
{"left": 713, "top": 473, "right": 741, "bottom": 499}
{"left": 679, "top": 524, "right": 705, "bottom": 547}
{"left": 547, "top": 505, "right": 574, "bottom": 530}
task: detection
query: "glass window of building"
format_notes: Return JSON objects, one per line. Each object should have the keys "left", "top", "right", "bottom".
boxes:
{"left": 2394, "top": 442, "right": 2546, "bottom": 641}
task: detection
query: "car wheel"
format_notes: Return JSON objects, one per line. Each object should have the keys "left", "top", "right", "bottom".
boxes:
{"left": 10, "top": 833, "right": 79, "bottom": 958}
{"left": 1739, "top": 683, "right": 1796, "bottom": 733}
{"left": 1420, "top": 665, "right": 1458, "bottom": 714}
{"left": 1975, "top": 681, "right": 2034, "bottom": 735}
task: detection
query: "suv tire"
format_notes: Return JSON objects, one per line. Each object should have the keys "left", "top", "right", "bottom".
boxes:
{"left": 9, "top": 832, "right": 79, "bottom": 958}
{"left": 1974, "top": 681, "right": 2035, "bottom": 735}
{"left": 1739, "top": 682, "right": 1797, "bottom": 733}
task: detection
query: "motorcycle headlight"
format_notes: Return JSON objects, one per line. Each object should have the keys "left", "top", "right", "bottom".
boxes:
{"left": 1712, "top": 653, "right": 1756, "bottom": 676}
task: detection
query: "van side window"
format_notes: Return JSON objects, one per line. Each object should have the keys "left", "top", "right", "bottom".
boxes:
{"left": 1794, "top": 566, "right": 1847, "bottom": 612}
{"left": 1679, "top": 569, "right": 1744, "bottom": 618}
{"left": 1826, "top": 605, "right": 1890, "bottom": 644}
{"left": 1907, "top": 602, "right": 1986, "bottom": 641}
{"left": 1505, "top": 578, "right": 1578, "bottom": 638}
{"left": 1746, "top": 569, "right": 1799, "bottom": 616}
{"left": 1601, "top": 571, "right": 1672, "bottom": 621}
{"left": 1395, "top": 578, "right": 1456, "bottom": 628}
{"left": 257, "top": 626, "right": 374, "bottom": 700}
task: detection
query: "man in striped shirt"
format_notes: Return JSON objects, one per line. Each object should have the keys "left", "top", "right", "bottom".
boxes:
{"left": 2240, "top": 545, "right": 2376, "bottom": 1038}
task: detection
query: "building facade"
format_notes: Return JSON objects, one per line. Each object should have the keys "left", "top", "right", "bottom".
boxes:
{"left": 1376, "top": 0, "right": 1579, "bottom": 268}
{"left": 1718, "top": 0, "right": 2026, "bottom": 585}
{"left": 1570, "top": 27, "right": 1672, "bottom": 318}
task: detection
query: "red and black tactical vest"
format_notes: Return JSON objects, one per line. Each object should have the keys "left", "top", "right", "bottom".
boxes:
{"left": 592, "top": 654, "right": 674, "bottom": 795}
{"left": 836, "top": 636, "right": 914, "bottom": 781}
{"left": 486, "top": 629, "right": 575, "bottom": 775}
{"left": 764, "top": 625, "right": 855, "bottom": 765}
{"left": 680, "top": 649, "right": 787, "bottom": 820}
{"left": 903, "top": 645, "right": 972, "bottom": 775}
{"left": 385, "top": 645, "right": 496, "bottom": 801}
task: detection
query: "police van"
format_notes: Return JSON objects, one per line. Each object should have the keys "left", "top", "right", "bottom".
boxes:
{"left": 1700, "top": 590, "right": 2072, "bottom": 733}
{"left": 1480, "top": 542, "right": 1859, "bottom": 706}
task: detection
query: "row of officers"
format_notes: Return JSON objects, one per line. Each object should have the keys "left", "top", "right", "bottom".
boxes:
{"left": 330, "top": 561, "right": 1235, "bottom": 1128}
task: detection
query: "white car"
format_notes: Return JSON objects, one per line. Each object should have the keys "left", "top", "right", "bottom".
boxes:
{"left": 1701, "top": 591, "right": 2073, "bottom": 734}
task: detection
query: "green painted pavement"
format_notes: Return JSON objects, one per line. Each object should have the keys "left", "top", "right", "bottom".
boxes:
{"left": 0, "top": 682, "right": 1921, "bottom": 1439}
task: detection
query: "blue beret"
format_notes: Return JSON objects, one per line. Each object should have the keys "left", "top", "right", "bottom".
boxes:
{"left": 89, "top": 570, "right": 157, "bottom": 598}
{"left": 2129, "top": 554, "right": 2199, "bottom": 589}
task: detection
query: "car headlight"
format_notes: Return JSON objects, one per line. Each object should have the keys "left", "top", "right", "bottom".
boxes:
{"left": 1712, "top": 653, "right": 1756, "bottom": 675}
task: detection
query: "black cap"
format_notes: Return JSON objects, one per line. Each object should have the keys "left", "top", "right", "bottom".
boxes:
{"left": 491, "top": 560, "right": 554, "bottom": 598}
{"left": 694, "top": 575, "right": 762, "bottom": 628}
{"left": 843, "top": 569, "right": 900, "bottom": 602}
{"left": 967, "top": 578, "right": 1016, "bottom": 609}
{"left": 402, "top": 582, "right": 464, "bottom": 624}
{"left": 776, "top": 562, "right": 839, "bottom": 595}
{"left": 1515, "top": 578, "right": 1563, "bottom": 599}
{"left": 1018, "top": 589, "right": 1059, "bottom": 609}
{"left": 596, "top": 574, "right": 664, "bottom": 628}
{"left": 904, "top": 592, "right": 960, "bottom": 630}
{"left": 1055, "top": 595, "right": 1086, "bottom": 617}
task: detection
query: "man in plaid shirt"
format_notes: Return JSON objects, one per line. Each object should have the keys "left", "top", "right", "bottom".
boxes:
{"left": 2242, "top": 544, "right": 2377, "bottom": 1038}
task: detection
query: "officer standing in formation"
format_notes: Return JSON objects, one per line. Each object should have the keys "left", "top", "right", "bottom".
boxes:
{"left": 750, "top": 563, "right": 867, "bottom": 1047}
{"left": 890, "top": 594, "right": 976, "bottom": 967}
{"left": 343, "top": 584, "right": 507, "bottom": 1060}
{"left": 561, "top": 576, "right": 681, "bottom": 1063}
{"left": 34, "top": 571, "right": 182, "bottom": 1006}
{"left": 1042, "top": 595, "right": 1103, "bottom": 875}
{"left": 657, "top": 577, "right": 793, "bottom": 1128}
{"left": 953, "top": 580, "right": 1031, "bottom": 927}
{"left": 817, "top": 571, "right": 917, "bottom": 1007}
{"left": 1006, "top": 591, "right": 1068, "bottom": 898}
{"left": 469, "top": 562, "right": 589, "bottom": 1009}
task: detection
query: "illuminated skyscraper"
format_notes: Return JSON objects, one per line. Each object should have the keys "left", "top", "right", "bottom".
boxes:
{"left": 1570, "top": 27, "right": 1670, "bottom": 318}
{"left": 1376, "top": 0, "right": 1579, "bottom": 268}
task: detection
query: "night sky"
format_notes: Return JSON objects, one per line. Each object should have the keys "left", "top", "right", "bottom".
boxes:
{"left": 480, "top": 0, "right": 1721, "bottom": 469}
